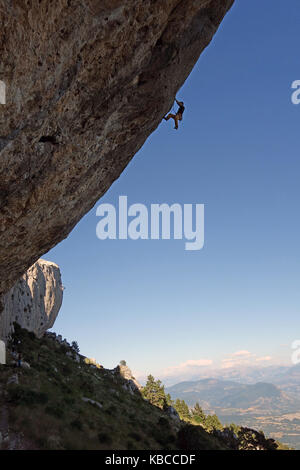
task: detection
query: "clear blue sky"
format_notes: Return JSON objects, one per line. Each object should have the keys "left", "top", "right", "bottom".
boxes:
{"left": 46, "top": 0, "right": 300, "bottom": 383}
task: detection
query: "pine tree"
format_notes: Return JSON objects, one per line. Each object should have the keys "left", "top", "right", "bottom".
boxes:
{"left": 165, "top": 393, "right": 174, "bottom": 407}
{"left": 174, "top": 399, "right": 191, "bottom": 421}
{"left": 205, "top": 414, "right": 223, "bottom": 432}
{"left": 191, "top": 402, "right": 206, "bottom": 425}
{"left": 142, "top": 375, "right": 168, "bottom": 409}
{"left": 71, "top": 341, "right": 80, "bottom": 353}
{"left": 228, "top": 422, "right": 240, "bottom": 436}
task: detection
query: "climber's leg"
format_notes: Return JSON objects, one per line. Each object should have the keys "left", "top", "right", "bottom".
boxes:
{"left": 174, "top": 115, "right": 179, "bottom": 129}
{"left": 164, "top": 113, "right": 176, "bottom": 121}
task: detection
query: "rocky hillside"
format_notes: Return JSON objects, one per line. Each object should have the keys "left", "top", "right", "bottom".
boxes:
{"left": 0, "top": 324, "right": 287, "bottom": 450}
{"left": 0, "top": 259, "right": 63, "bottom": 341}
{"left": 0, "top": 325, "right": 227, "bottom": 450}
{"left": 0, "top": 0, "right": 234, "bottom": 296}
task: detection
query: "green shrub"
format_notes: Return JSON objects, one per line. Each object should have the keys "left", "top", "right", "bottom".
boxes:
{"left": 105, "top": 405, "right": 117, "bottom": 416}
{"left": 63, "top": 396, "right": 75, "bottom": 406}
{"left": 79, "top": 379, "right": 94, "bottom": 394}
{"left": 28, "top": 331, "right": 36, "bottom": 341}
{"left": 128, "top": 431, "right": 142, "bottom": 442}
{"left": 62, "top": 364, "right": 72, "bottom": 376}
{"left": 152, "top": 428, "right": 175, "bottom": 447}
{"left": 127, "top": 440, "right": 138, "bottom": 450}
{"left": 60, "top": 345, "right": 68, "bottom": 354}
{"left": 158, "top": 417, "right": 170, "bottom": 428}
{"left": 70, "top": 419, "right": 83, "bottom": 430}
{"left": 98, "top": 432, "right": 113, "bottom": 444}
{"left": 32, "top": 363, "right": 46, "bottom": 372}
{"left": 7, "top": 386, "right": 48, "bottom": 406}
{"left": 60, "top": 383, "right": 73, "bottom": 394}
{"left": 45, "top": 403, "right": 64, "bottom": 419}
{"left": 177, "top": 424, "right": 220, "bottom": 450}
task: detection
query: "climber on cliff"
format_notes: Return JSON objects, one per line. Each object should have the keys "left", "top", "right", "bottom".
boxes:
{"left": 163, "top": 98, "right": 185, "bottom": 130}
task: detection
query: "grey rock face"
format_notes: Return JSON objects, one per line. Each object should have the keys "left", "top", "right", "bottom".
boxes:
{"left": 7, "top": 374, "right": 19, "bottom": 386}
{"left": 82, "top": 397, "right": 103, "bottom": 409}
{"left": 0, "top": 259, "right": 63, "bottom": 341}
{"left": 0, "top": 339, "right": 5, "bottom": 364}
{"left": 116, "top": 364, "right": 142, "bottom": 392}
{"left": 0, "top": 0, "right": 234, "bottom": 296}
{"left": 166, "top": 405, "right": 180, "bottom": 421}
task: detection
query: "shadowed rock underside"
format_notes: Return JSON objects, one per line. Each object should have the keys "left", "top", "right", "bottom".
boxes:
{"left": 0, "top": 0, "right": 234, "bottom": 296}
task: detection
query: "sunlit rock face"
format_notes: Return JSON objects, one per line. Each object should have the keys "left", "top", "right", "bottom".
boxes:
{"left": 0, "top": 0, "right": 234, "bottom": 295}
{"left": 117, "top": 364, "right": 142, "bottom": 392}
{"left": 0, "top": 259, "right": 63, "bottom": 341}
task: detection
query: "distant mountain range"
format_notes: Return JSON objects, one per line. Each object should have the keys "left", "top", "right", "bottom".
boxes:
{"left": 213, "top": 364, "right": 300, "bottom": 388}
{"left": 164, "top": 363, "right": 300, "bottom": 394}
{"left": 166, "top": 377, "right": 299, "bottom": 414}
{"left": 165, "top": 366, "right": 300, "bottom": 450}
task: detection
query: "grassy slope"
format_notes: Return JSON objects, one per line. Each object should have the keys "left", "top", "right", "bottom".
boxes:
{"left": 0, "top": 328, "right": 226, "bottom": 450}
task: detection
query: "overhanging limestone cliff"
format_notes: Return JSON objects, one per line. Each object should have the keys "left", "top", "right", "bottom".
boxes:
{"left": 0, "top": 0, "right": 234, "bottom": 295}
